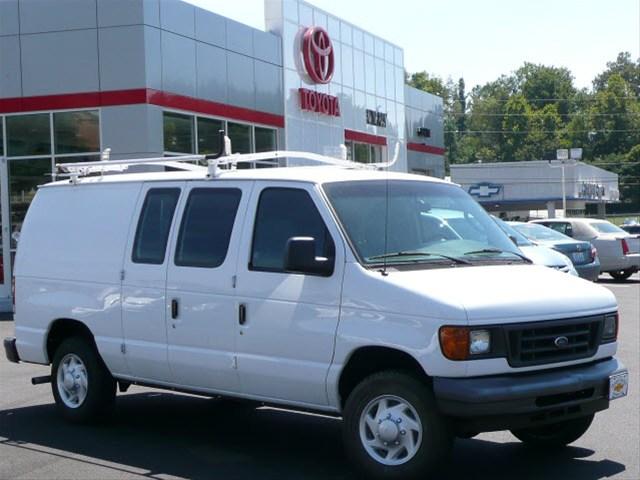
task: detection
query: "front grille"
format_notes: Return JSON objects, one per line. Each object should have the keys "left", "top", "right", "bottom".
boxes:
{"left": 506, "top": 316, "right": 603, "bottom": 367}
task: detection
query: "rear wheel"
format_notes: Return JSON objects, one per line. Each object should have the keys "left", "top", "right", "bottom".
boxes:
{"left": 342, "top": 371, "right": 452, "bottom": 480}
{"left": 609, "top": 269, "right": 634, "bottom": 281}
{"left": 511, "top": 414, "right": 594, "bottom": 448}
{"left": 51, "top": 337, "right": 116, "bottom": 423}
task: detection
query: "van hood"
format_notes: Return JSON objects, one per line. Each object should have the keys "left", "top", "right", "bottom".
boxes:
{"left": 345, "top": 263, "right": 617, "bottom": 324}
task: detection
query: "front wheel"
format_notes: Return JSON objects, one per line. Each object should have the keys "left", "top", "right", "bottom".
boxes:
{"left": 510, "top": 414, "right": 594, "bottom": 448}
{"left": 342, "top": 371, "right": 452, "bottom": 480}
{"left": 609, "top": 269, "right": 635, "bottom": 281}
{"left": 51, "top": 337, "right": 116, "bottom": 423}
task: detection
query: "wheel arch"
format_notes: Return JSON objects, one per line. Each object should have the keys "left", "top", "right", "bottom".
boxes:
{"left": 337, "top": 346, "right": 428, "bottom": 409}
{"left": 45, "top": 318, "right": 97, "bottom": 364}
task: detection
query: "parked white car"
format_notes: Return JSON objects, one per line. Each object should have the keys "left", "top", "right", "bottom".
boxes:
{"left": 531, "top": 218, "right": 640, "bottom": 281}
{"left": 4, "top": 153, "right": 628, "bottom": 479}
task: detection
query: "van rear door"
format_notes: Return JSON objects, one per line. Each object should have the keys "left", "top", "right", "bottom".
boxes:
{"left": 121, "top": 183, "right": 184, "bottom": 383}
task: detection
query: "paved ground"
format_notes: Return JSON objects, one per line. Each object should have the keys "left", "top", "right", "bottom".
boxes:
{"left": 0, "top": 273, "right": 638, "bottom": 480}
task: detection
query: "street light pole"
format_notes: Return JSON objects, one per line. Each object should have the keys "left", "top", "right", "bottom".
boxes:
{"left": 551, "top": 148, "right": 581, "bottom": 218}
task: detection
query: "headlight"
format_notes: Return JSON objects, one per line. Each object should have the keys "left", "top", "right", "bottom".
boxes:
{"left": 469, "top": 329, "right": 491, "bottom": 355}
{"left": 439, "top": 327, "right": 492, "bottom": 360}
{"left": 602, "top": 313, "right": 618, "bottom": 342}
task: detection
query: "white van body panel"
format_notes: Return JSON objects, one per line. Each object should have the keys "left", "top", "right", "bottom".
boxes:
{"left": 14, "top": 182, "right": 142, "bottom": 373}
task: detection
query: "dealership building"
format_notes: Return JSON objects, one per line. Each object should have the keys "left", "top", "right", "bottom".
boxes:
{"left": 0, "top": 0, "right": 444, "bottom": 311}
{"left": 451, "top": 160, "right": 620, "bottom": 219}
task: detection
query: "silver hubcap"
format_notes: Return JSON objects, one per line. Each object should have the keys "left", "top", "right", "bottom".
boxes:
{"left": 56, "top": 353, "right": 88, "bottom": 408}
{"left": 359, "top": 395, "right": 423, "bottom": 466}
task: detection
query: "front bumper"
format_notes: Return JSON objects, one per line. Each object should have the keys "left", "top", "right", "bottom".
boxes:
{"left": 433, "top": 357, "right": 626, "bottom": 432}
{"left": 3, "top": 337, "right": 19, "bottom": 363}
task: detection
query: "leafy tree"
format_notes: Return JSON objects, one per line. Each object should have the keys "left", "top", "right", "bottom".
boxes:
{"left": 501, "top": 95, "right": 530, "bottom": 161}
{"left": 514, "top": 63, "right": 576, "bottom": 117}
{"left": 593, "top": 52, "right": 640, "bottom": 96}
{"left": 589, "top": 74, "right": 640, "bottom": 157}
{"left": 455, "top": 78, "right": 466, "bottom": 133}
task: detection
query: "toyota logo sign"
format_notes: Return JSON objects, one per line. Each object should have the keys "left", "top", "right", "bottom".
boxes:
{"left": 302, "top": 26, "right": 334, "bottom": 84}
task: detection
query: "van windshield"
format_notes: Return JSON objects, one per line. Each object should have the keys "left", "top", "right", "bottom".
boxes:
{"left": 323, "top": 180, "right": 524, "bottom": 267}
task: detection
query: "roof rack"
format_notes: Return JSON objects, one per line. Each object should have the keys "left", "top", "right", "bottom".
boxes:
{"left": 56, "top": 130, "right": 400, "bottom": 183}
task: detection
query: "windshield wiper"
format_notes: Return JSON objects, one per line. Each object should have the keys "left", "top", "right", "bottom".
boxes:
{"left": 368, "top": 251, "right": 471, "bottom": 265}
{"left": 463, "top": 248, "right": 532, "bottom": 263}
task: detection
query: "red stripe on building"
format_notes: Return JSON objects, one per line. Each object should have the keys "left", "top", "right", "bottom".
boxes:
{"left": 407, "top": 142, "right": 446, "bottom": 155}
{"left": 146, "top": 89, "right": 284, "bottom": 128}
{"left": 344, "top": 129, "right": 387, "bottom": 146}
{"left": 0, "top": 88, "right": 285, "bottom": 128}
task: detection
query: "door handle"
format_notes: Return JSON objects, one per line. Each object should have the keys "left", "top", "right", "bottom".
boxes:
{"left": 171, "top": 299, "right": 179, "bottom": 319}
{"left": 238, "top": 303, "right": 247, "bottom": 325}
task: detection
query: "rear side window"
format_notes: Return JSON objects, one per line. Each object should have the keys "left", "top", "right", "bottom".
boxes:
{"left": 250, "top": 188, "right": 334, "bottom": 272}
{"left": 132, "top": 188, "right": 180, "bottom": 264}
{"left": 175, "top": 188, "right": 242, "bottom": 268}
{"left": 546, "top": 222, "right": 572, "bottom": 236}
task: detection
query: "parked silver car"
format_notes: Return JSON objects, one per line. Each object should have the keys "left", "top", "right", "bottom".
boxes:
{"left": 492, "top": 217, "right": 578, "bottom": 277}
{"left": 531, "top": 218, "right": 640, "bottom": 281}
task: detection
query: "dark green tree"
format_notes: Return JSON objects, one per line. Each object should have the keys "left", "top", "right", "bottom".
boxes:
{"left": 593, "top": 52, "right": 640, "bottom": 96}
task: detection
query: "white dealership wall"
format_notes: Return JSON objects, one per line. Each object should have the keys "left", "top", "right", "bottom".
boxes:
{"left": 451, "top": 161, "right": 620, "bottom": 217}
{"left": 266, "top": 0, "right": 416, "bottom": 171}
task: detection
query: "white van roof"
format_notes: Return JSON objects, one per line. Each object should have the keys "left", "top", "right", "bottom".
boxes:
{"left": 42, "top": 166, "right": 450, "bottom": 189}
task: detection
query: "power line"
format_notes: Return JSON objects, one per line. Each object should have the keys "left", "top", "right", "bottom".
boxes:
{"left": 463, "top": 96, "right": 639, "bottom": 103}
{"left": 445, "top": 129, "right": 640, "bottom": 134}
{"left": 447, "top": 112, "right": 640, "bottom": 117}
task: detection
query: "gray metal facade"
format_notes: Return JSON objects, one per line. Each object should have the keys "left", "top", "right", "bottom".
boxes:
{"left": 1, "top": 0, "right": 285, "bottom": 159}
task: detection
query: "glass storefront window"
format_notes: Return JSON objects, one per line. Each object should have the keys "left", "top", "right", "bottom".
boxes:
{"left": 197, "top": 117, "right": 223, "bottom": 155}
{"left": 254, "top": 127, "right": 278, "bottom": 168}
{"left": 353, "top": 142, "right": 370, "bottom": 163}
{"left": 6, "top": 114, "right": 51, "bottom": 157}
{"left": 54, "top": 110, "right": 99, "bottom": 154}
{"left": 0, "top": 116, "right": 4, "bottom": 156}
{"left": 227, "top": 122, "right": 252, "bottom": 154}
{"left": 163, "top": 112, "right": 194, "bottom": 154}
{"left": 8, "top": 158, "right": 52, "bottom": 249}
{"left": 254, "top": 127, "right": 277, "bottom": 153}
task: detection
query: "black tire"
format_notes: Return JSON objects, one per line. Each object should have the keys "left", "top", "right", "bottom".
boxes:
{"left": 342, "top": 371, "right": 452, "bottom": 480}
{"left": 51, "top": 336, "right": 116, "bottom": 423}
{"left": 511, "top": 414, "right": 594, "bottom": 448}
{"left": 609, "top": 269, "right": 634, "bottom": 281}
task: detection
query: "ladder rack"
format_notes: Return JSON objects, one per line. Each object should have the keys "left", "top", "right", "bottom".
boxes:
{"left": 56, "top": 135, "right": 400, "bottom": 183}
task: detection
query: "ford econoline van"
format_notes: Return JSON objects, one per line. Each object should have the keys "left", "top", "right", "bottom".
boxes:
{"left": 4, "top": 153, "right": 628, "bottom": 479}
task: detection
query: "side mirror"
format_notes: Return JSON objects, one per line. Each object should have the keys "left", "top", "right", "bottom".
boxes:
{"left": 508, "top": 235, "right": 518, "bottom": 246}
{"left": 284, "top": 237, "right": 333, "bottom": 276}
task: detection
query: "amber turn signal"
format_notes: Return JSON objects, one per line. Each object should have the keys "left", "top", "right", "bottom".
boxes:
{"left": 439, "top": 326, "right": 470, "bottom": 361}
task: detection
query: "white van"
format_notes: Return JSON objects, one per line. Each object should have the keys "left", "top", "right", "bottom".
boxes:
{"left": 4, "top": 153, "right": 628, "bottom": 479}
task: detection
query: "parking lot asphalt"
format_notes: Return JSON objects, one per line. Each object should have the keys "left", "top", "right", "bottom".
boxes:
{"left": 0, "top": 273, "right": 638, "bottom": 480}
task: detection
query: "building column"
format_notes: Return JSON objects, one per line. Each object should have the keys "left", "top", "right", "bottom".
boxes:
{"left": 597, "top": 202, "right": 606, "bottom": 218}
{"left": 546, "top": 201, "right": 556, "bottom": 219}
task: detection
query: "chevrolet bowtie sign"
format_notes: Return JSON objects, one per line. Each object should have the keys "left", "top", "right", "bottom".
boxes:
{"left": 468, "top": 183, "right": 502, "bottom": 198}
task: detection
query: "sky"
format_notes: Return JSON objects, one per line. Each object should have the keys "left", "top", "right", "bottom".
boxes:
{"left": 186, "top": 0, "right": 640, "bottom": 91}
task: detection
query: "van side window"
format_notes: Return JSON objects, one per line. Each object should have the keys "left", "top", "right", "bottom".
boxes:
{"left": 250, "top": 188, "right": 335, "bottom": 272}
{"left": 132, "top": 188, "right": 180, "bottom": 264}
{"left": 175, "top": 188, "right": 242, "bottom": 268}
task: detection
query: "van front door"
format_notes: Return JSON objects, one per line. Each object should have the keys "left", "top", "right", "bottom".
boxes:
{"left": 121, "top": 183, "right": 184, "bottom": 383}
{"left": 164, "top": 181, "right": 251, "bottom": 393}
{"left": 234, "top": 184, "right": 344, "bottom": 407}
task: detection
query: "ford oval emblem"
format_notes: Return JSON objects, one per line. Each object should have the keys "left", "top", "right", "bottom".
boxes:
{"left": 554, "top": 336, "right": 569, "bottom": 348}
